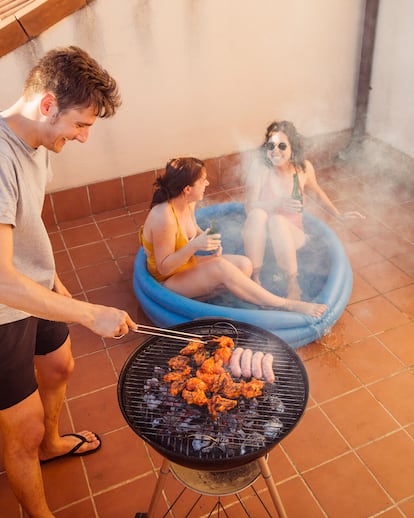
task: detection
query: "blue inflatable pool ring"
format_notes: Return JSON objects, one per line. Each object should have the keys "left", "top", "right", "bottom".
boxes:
{"left": 133, "top": 202, "right": 352, "bottom": 349}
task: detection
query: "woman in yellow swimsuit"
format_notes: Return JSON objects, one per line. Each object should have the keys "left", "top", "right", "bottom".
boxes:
{"left": 140, "top": 156, "right": 327, "bottom": 317}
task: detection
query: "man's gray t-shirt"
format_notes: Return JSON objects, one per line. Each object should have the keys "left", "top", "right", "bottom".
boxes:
{"left": 0, "top": 116, "right": 55, "bottom": 324}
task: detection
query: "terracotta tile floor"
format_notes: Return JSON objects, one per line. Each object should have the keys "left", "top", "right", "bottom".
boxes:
{"left": 1, "top": 159, "right": 413, "bottom": 518}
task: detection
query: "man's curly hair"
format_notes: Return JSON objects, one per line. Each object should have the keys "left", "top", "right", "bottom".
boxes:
{"left": 23, "top": 46, "right": 121, "bottom": 118}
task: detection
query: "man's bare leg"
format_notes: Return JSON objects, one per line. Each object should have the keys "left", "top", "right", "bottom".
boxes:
{"left": 35, "top": 337, "right": 100, "bottom": 460}
{"left": 0, "top": 391, "right": 54, "bottom": 518}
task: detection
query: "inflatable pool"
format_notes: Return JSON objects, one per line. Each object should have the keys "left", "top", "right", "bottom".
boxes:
{"left": 133, "top": 202, "right": 352, "bottom": 348}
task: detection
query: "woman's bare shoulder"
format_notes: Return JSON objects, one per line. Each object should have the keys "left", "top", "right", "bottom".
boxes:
{"left": 146, "top": 203, "right": 173, "bottom": 227}
{"left": 301, "top": 160, "right": 316, "bottom": 180}
{"left": 303, "top": 159, "right": 315, "bottom": 173}
{"left": 151, "top": 202, "right": 172, "bottom": 215}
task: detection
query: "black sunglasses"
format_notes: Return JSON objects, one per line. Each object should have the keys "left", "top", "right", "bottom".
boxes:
{"left": 265, "top": 141, "right": 288, "bottom": 151}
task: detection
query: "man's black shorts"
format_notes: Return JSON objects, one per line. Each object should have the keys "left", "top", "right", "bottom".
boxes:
{"left": 0, "top": 317, "right": 69, "bottom": 410}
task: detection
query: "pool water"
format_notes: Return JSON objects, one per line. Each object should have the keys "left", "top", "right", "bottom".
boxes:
{"left": 197, "top": 210, "right": 330, "bottom": 308}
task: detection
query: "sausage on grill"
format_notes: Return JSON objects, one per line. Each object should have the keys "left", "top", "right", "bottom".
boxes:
{"left": 262, "top": 353, "right": 275, "bottom": 383}
{"left": 251, "top": 351, "right": 264, "bottom": 379}
{"left": 240, "top": 348, "right": 253, "bottom": 378}
{"left": 229, "top": 347, "right": 244, "bottom": 378}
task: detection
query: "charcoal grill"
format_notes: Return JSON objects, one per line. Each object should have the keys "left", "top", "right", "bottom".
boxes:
{"left": 118, "top": 318, "right": 309, "bottom": 517}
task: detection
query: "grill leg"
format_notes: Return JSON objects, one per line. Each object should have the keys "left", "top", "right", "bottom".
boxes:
{"left": 147, "top": 457, "right": 170, "bottom": 518}
{"left": 258, "top": 456, "right": 287, "bottom": 518}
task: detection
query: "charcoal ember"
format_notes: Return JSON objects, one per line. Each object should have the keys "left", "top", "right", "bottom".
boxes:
{"left": 266, "top": 394, "right": 285, "bottom": 413}
{"left": 214, "top": 432, "right": 231, "bottom": 452}
{"left": 145, "top": 377, "right": 160, "bottom": 389}
{"left": 198, "top": 432, "right": 230, "bottom": 454}
{"left": 263, "top": 417, "right": 283, "bottom": 439}
{"left": 159, "top": 385, "right": 169, "bottom": 397}
{"left": 143, "top": 393, "right": 161, "bottom": 410}
{"left": 177, "top": 418, "right": 201, "bottom": 433}
{"left": 192, "top": 434, "right": 212, "bottom": 452}
{"left": 219, "top": 413, "right": 239, "bottom": 434}
{"left": 153, "top": 366, "right": 165, "bottom": 378}
{"left": 240, "top": 432, "right": 266, "bottom": 455}
{"left": 158, "top": 410, "right": 185, "bottom": 429}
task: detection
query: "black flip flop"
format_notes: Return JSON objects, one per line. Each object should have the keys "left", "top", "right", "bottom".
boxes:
{"left": 40, "top": 432, "right": 102, "bottom": 464}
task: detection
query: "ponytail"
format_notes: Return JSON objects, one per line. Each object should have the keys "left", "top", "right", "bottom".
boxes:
{"left": 150, "top": 157, "right": 205, "bottom": 208}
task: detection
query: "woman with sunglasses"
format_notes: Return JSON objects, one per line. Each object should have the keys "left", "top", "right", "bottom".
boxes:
{"left": 243, "top": 120, "right": 364, "bottom": 299}
{"left": 140, "top": 157, "right": 327, "bottom": 317}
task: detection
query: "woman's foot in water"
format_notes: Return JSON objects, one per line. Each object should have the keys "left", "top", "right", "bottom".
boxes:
{"left": 285, "top": 300, "right": 327, "bottom": 318}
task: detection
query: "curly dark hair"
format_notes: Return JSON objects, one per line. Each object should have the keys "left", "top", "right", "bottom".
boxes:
{"left": 260, "top": 120, "right": 306, "bottom": 171}
{"left": 23, "top": 46, "right": 121, "bottom": 118}
{"left": 151, "top": 157, "right": 205, "bottom": 208}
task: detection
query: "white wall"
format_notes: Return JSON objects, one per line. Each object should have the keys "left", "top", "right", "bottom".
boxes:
{"left": 367, "top": 0, "right": 414, "bottom": 158}
{"left": 1, "top": 0, "right": 390, "bottom": 192}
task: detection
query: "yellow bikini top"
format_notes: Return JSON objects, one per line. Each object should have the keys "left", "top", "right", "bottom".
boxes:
{"left": 140, "top": 203, "right": 197, "bottom": 282}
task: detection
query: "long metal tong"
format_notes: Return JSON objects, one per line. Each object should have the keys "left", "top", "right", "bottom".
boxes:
{"left": 114, "top": 324, "right": 206, "bottom": 343}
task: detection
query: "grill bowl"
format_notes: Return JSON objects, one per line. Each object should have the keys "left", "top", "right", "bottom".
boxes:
{"left": 118, "top": 318, "right": 308, "bottom": 470}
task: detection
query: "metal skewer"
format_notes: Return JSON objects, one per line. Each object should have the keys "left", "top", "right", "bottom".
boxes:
{"left": 131, "top": 328, "right": 206, "bottom": 343}
{"left": 136, "top": 324, "right": 204, "bottom": 339}
{"left": 114, "top": 324, "right": 206, "bottom": 343}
